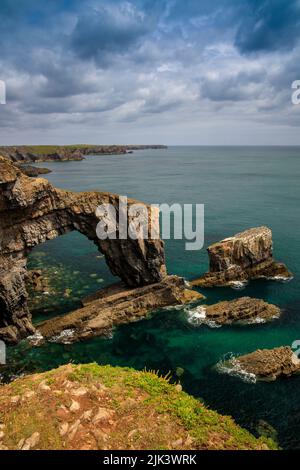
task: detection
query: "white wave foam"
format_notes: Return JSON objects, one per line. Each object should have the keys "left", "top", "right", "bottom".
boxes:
{"left": 216, "top": 355, "right": 257, "bottom": 384}
{"left": 27, "top": 330, "right": 45, "bottom": 347}
{"left": 229, "top": 280, "right": 248, "bottom": 290}
{"left": 186, "top": 306, "right": 221, "bottom": 329}
{"left": 268, "top": 275, "right": 294, "bottom": 283}
{"left": 50, "top": 329, "right": 76, "bottom": 345}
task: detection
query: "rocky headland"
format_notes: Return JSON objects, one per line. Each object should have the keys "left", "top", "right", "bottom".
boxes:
{"left": 17, "top": 165, "right": 52, "bottom": 178}
{"left": 191, "top": 227, "right": 292, "bottom": 288}
{"left": 0, "top": 145, "right": 167, "bottom": 164}
{"left": 219, "top": 347, "right": 300, "bottom": 382}
{"left": 0, "top": 363, "right": 274, "bottom": 450}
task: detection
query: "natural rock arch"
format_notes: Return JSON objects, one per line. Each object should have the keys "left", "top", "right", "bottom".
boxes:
{"left": 0, "top": 158, "right": 166, "bottom": 343}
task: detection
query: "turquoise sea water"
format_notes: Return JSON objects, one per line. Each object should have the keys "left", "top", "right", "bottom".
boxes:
{"left": 6, "top": 146, "right": 300, "bottom": 449}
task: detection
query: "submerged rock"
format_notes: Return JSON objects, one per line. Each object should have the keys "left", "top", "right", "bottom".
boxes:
{"left": 37, "top": 275, "right": 204, "bottom": 344}
{"left": 187, "top": 297, "right": 281, "bottom": 326}
{"left": 219, "top": 347, "right": 300, "bottom": 382}
{"left": 192, "top": 227, "right": 292, "bottom": 288}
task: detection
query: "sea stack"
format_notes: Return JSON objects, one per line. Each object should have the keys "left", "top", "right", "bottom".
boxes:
{"left": 187, "top": 297, "right": 281, "bottom": 327}
{"left": 192, "top": 227, "right": 292, "bottom": 288}
{"left": 219, "top": 347, "right": 300, "bottom": 382}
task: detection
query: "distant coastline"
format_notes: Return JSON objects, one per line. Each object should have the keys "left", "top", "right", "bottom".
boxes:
{"left": 0, "top": 144, "right": 168, "bottom": 164}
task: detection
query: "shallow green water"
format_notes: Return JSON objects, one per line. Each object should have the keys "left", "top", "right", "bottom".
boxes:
{"left": 6, "top": 146, "right": 300, "bottom": 448}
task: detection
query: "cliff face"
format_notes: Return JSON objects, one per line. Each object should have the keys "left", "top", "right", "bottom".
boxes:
{"left": 0, "top": 145, "right": 167, "bottom": 164}
{"left": 0, "top": 157, "right": 166, "bottom": 343}
{"left": 209, "top": 227, "right": 273, "bottom": 272}
{"left": 192, "top": 227, "right": 292, "bottom": 288}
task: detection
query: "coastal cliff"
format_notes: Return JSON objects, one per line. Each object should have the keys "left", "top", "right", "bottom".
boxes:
{"left": 0, "top": 363, "right": 274, "bottom": 450}
{"left": 0, "top": 157, "right": 167, "bottom": 344}
{"left": 0, "top": 145, "right": 167, "bottom": 164}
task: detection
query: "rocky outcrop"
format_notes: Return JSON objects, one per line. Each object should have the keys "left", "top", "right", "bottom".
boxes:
{"left": 192, "top": 227, "right": 292, "bottom": 288}
{"left": 0, "top": 145, "right": 167, "bottom": 164}
{"left": 0, "top": 157, "right": 167, "bottom": 344}
{"left": 33, "top": 276, "right": 204, "bottom": 344}
{"left": 222, "top": 347, "right": 300, "bottom": 382}
{"left": 187, "top": 297, "right": 280, "bottom": 326}
{"left": 17, "top": 165, "right": 52, "bottom": 178}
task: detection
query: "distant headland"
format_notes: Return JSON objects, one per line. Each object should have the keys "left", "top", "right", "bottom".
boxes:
{"left": 0, "top": 145, "right": 168, "bottom": 164}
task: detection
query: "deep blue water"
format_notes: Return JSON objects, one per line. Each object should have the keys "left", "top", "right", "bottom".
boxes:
{"left": 7, "top": 146, "right": 300, "bottom": 449}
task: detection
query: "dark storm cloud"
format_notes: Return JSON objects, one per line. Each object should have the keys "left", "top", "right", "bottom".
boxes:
{"left": 69, "top": 2, "right": 159, "bottom": 66}
{"left": 235, "top": 0, "right": 300, "bottom": 53}
{"left": 0, "top": 0, "right": 300, "bottom": 144}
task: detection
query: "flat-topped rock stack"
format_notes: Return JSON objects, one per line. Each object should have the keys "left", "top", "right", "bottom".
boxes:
{"left": 192, "top": 227, "right": 292, "bottom": 288}
{"left": 188, "top": 297, "right": 281, "bottom": 327}
{"left": 221, "top": 347, "right": 300, "bottom": 382}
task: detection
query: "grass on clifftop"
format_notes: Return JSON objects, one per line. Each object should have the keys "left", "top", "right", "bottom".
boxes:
{"left": 19, "top": 145, "right": 96, "bottom": 155}
{"left": 0, "top": 363, "right": 276, "bottom": 451}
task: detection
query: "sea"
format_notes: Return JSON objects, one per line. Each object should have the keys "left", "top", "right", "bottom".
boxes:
{"left": 5, "top": 146, "right": 300, "bottom": 449}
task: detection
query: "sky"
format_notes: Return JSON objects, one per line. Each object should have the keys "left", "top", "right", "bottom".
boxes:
{"left": 0, "top": 0, "right": 300, "bottom": 145}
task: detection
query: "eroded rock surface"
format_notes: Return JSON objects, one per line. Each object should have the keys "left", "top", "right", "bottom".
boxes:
{"left": 187, "top": 297, "right": 280, "bottom": 326}
{"left": 192, "top": 227, "right": 292, "bottom": 288}
{"left": 17, "top": 165, "right": 52, "bottom": 178}
{"left": 35, "top": 275, "right": 204, "bottom": 344}
{"left": 225, "top": 347, "right": 300, "bottom": 382}
{"left": 0, "top": 157, "right": 166, "bottom": 343}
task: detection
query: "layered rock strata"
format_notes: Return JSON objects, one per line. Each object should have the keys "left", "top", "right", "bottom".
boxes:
{"left": 223, "top": 347, "right": 300, "bottom": 382}
{"left": 192, "top": 227, "right": 292, "bottom": 288}
{"left": 188, "top": 297, "right": 281, "bottom": 326}
{"left": 35, "top": 275, "right": 204, "bottom": 344}
{"left": 0, "top": 157, "right": 166, "bottom": 344}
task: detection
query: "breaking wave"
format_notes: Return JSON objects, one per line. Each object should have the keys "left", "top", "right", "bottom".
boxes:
{"left": 216, "top": 353, "right": 257, "bottom": 384}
